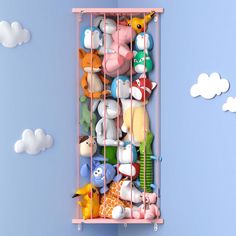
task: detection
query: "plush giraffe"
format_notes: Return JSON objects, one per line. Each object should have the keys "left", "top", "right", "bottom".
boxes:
{"left": 99, "top": 179, "right": 142, "bottom": 219}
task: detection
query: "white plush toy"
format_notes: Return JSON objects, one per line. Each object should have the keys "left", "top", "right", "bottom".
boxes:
{"left": 95, "top": 99, "right": 124, "bottom": 146}
{"left": 94, "top": 17, "right": 117, "bottom": 55}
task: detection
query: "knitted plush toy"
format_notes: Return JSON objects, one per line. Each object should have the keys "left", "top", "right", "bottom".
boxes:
{"left": 139, "top": 132, "right": 155, "bottom": 193}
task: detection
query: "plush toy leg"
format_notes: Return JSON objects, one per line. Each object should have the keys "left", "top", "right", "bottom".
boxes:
{"left": 100, "top": 185, "right": 109, "bottom": 194}
{"left": 112, "top": 206, "right": 126, "bottom": 219}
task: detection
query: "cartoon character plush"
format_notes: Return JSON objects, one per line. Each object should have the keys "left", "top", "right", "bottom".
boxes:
{"left": 95, "top": 99, "right": 124, "bottom": 147}
{"left": 131, "top": 74, "right": 157, "bottom": 102}
{"left": 79, "top": 96, "right": 97, "bottom": 135}
{"left": 127, "top": 11, "right": 155, "bottom": 34}
{"left": 120, "top": 99, "right": 150, "bottom": 146}
{"left": 82, "top": 26, "right": 102, "bottom": 50}
{"left": 102, "top": 25, "right": 136, "bottom": 77}
{"left": 94, "top": 17, "right": 117, "bottom": 55}
{"left": 79, "top": 49, "right": 111, "bottom": 99}
{"left": 116, "top": 142, "right": 140, "bottom": 179}
{"left": 72, "top": 184, "right": 100, "bottom": 220}
{"left": 135, "top": 32, "right": 153, "bottom": 51}
{"left": 133, "top": 51, "right": 153, "bottom": 74}
{"left": 99, "top": 179, "right": 142, "bottom": 219}
{"left": 79, "top": 136, "right": 97, "bottom": 157}
{"left": 111, "top": 76, "right": 130, "bottom": 99}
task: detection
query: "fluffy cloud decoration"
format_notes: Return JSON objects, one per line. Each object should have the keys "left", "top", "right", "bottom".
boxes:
{"left": 14, "top": 129, "right": 53, "bottom": 155}
{"left": 0, "top": 21, "right": 31, "bottom": 48}
{"left": 190, "top": 73, "right": 230, "bottom": 99}
{"left": 222, "top": 97, "right": 236, "bottom": 112}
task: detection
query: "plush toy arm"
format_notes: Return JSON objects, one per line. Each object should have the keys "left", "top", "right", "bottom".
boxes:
{"left": 95, "top": 120, "right": 103, "bottom": 136}
{"left": 80, "top": 164, "right": 91, "bottom": 177}
{"left": 81, "top": 73, "right": 88, "bottom": 89}
{"left": 98, "top": 74, "right": 110, "bottom": 84}
{"left": 113, "top": 174, "right": 122, "bottom": 182}
{"left": 119, "top": 45, "right": 133, "bottom": 60}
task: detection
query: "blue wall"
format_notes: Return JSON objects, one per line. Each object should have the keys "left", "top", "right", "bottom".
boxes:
{"left": 1, "top": 0, "right": 236, "bottom": 236}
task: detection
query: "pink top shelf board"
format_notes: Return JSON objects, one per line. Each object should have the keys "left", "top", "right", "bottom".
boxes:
{"left": 72, "top": 8, "right": 164, "bottom": 14}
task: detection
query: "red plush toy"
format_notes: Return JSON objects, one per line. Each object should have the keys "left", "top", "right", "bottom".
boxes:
{"left": 117, "top": 163, "right": 140, "bottom": 179}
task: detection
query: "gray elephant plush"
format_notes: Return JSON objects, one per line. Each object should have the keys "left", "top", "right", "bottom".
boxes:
{"left": 95, "top": 99, "right": 124, "bottom": 147}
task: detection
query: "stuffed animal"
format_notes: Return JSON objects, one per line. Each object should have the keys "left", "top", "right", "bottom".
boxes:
{"left": 102, "top": 25, "right": 136, "bottom": 77}
{"left": 101, "top": 146, "right": 117, "bottom": 165}
{"left": 99, "top": 179, "right": 142, "bottom": 219}
{"left": 79, "top": 96, "right": 97, "bottom": 135}
{"left": 72, "top": 184, "right": 100, "bottom": 220}
{"left": 120, "top": 99, "right": 150, "bottom": 146}
{"left": 94, "top": 17, "right": 117, "bottom": 55}
{"left": 82, "top": 26, "right": 102, "bottom": 50}
{"left": 133, "top": 51, "right": 153, "bottom": 74}
{"left": 131, "top": 74, "right": 157, "bottom": 102}
{"left": 95, "top": 99, "right": 124, "bottom": 147}
{"left": 139, "top": 132, "right": 155, "bottom": 193}
{"left": 135, "top": 32, "right": 154, "bottom": 51}
{"left": 79, "top": 49, "right": 111, "bottom": 99}
{"left": 79, "top": 136, "right": 97, "bottom": 157}
{"left": 127, "top": 11, "right": 155, "bottom": 34}
{"left": 111, "top": 76, "right": 130, "bottom": 99}
{"left": 133, "top": 192, "right": 160, "bottom": 220}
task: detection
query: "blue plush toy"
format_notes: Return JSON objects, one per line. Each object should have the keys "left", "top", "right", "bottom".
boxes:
{"left": 117, "top": 142, "right": 137, "bottom": 163}
{"left": 82, "top": 26, "right": 102, "bottom": 50}
{"left": 111, "top": 76, "right": 130, "bottom": 99}
{"left": 135, "top": 32, "right": 154, "bottom": 51}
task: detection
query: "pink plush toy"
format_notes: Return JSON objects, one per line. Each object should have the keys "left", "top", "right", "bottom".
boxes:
{"left": 102, "top": 25, "right": 136, "bottom": 77}
{"left": 132, "top": 193, "right": 160, "bottom": 220}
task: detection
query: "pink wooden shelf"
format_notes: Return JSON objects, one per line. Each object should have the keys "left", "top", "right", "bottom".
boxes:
{"left": 72, "top": 8, "right": 164, "bottom": 14}
{"left": 72, "top": 218, "right": 164, "bottom": 224}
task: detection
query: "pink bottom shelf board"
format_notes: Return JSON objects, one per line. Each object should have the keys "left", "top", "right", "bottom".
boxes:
{"left": 72, "top": 218, "right": 164, "bottom": 224}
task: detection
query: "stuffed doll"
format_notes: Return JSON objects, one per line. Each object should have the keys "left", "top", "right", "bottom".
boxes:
{"left": 127, "top": 11, "right": 155, "bottom": 34}
{"left": 131, "top": 74, "right": 157, "bottom": 102}
{"left": 111, "top": 76, "right": 130, "bottom": 99}
{"left": 79, "top": 136, "right": 97, "bottom": 157}
{"left": 102, "top": 25, "right": 136, "bottom": 77}
{"left": 135, "top": 32, "right": 154, "bottom": 51}
{"left": 120, "top": 99, "right": 150, "bottom": 146}
{"left": 133, "top": 50, "right": 153, "bottom": 74}
{"left": 94, "top": 17, "right": 117, "bottom": 55}
{"left": 95, "top": 99, "right": 124, "bottom": 147}
{"left": 79, "top": 49, "right": 111, "bottom": 99}
{"left": 82, "top": 26, "right": 102, "bottom": 50}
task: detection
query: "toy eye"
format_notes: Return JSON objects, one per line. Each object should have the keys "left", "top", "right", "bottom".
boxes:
{"left": 94, "top": 171, "right": 98, "bottom": 176}
{"left": 137, "top": 24, "right": 142, "bottom": 29}
{"left": 134, "top": 59, "right": 137, "bottom": 63}
{"left": 97, "top": 168, "right": 102, "bottom": 173}
{"left": 85, "top": 30, "right": 90, "bottom": 34}
{"left": 93, "top": 141, "right": 96, "bottom": 145}
{"left": 140, "top": 58, "right": 144, "bottom": 62}
{"left": 137, "top": 80, "right": 140, "bottom": 86}
{"left": 86, "top": 141, "right": 89, "bottom": 144}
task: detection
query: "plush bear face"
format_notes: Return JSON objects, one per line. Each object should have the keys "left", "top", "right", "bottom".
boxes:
{"left": 112, "top": 25, "right": 136, "bottom": 44}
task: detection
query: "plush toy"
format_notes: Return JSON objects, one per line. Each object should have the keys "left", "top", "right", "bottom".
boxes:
{"left": 72, "top": 184, "right": 100, "bottom": 220}
{"left": 101, "top": 146, "right": 117, "bottom": 165}
{"left": 139, "top": 132, "right": 155, "bottom": 193}
{"left": 82, "top": 26, "right": 102, "bottom": 50}
{"left": 99, "top": 179, "right": 142, "bottom": 219}
{"left": 135, "top": 32, "right": 154, "bottom": 51}
{"left": 94, "top": 17, "right": 117, "bottom": 55}
{"left": 79, "top": 96, "right": 97, "bottom": 135}
{"left": 79, "top": 136, "right": 97, "bottom": 157}
{"left": 95, "top": 99, "right": 124, "bottom": 147}
{"left": 131, "top": 74, "right": 157, "bottom": 102}
{"left": 120, "top": 99, "right": 150, "bottom": 146}
{"left": 127, "top": 11, "right": 155, "bottom": 34}
{"left": 79, "top": 49, "right": 111, "bottom": 99}
{"left": 111, "top": 76, "right": 130, "bottom": 99}
{"left": 133, "top": 51, "right": 153, "bottom": 74}
{"left": 102, "top": 25, "right": 136, "bottom": 77}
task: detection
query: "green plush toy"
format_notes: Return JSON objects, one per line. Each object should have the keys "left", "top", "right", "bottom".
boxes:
{"left": 101, "top": 146, "right": 117, "bottom": 165}
{"left": 133, "top": 51, "right": 153, "bottom": 74}
{"left": 139, "top": 131, "right": 154, "bottom": 193}
{"left": 80, "top": 96, "right": 97, "bottom": 135}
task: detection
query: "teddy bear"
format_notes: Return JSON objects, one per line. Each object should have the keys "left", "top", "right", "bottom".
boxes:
{"left": 102, "top": 25, "right": 136, "bottom": 77}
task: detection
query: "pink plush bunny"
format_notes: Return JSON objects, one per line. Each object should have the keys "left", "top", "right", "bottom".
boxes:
{"left": 132, "top": 193, "right": 160, "bottom": 220}
{"left": 102, "top": 25, "right": 136, "bottom": 77}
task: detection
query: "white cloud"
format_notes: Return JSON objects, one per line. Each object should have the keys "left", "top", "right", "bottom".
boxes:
{"left": 0, "top": 21, "right": 31, "bottom": 48}
{"left": 222, "top": 97, "right": 236, "bottom": 112}
{"left": 190, "top": 73, "right": 230, "bottom": 99}
{"left": 14, "top": 129, "right": 53, "bottom": 155}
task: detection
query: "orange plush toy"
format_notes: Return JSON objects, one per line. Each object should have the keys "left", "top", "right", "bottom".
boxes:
{"left": 79, "top": 49, "right": 110, "bottom": 99}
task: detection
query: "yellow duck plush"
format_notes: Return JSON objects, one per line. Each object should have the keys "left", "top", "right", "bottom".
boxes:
{"left": 72, "top": 184, "right": 100, "bottom": 220}
{"left": 127, "top": 11, "right": 155, "bottom": 34}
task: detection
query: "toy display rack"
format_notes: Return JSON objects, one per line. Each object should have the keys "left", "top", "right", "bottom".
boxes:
{"left": 72, "top": 8, "right": 164, "bottom": 231}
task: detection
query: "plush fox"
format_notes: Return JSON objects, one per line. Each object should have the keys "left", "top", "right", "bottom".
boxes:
{"left": 79, "top": 49, "right": 110, "bottom": 99}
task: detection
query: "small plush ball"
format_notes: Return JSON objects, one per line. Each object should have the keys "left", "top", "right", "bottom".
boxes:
{"left": 111, "top": 76, "right": 130, "bottom": 99}
{"left": 79, "top": 136, "right": 97, "bottom": 157}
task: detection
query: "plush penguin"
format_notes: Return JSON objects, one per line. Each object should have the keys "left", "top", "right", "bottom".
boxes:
{"left": 82, "top": 26, "right": 102, "bottom": 50}
{"left": 135, "top": 32, "right": 154, "bottom": 51}
{"left": 111, "top": 76, "right": 130, "bottom": 99}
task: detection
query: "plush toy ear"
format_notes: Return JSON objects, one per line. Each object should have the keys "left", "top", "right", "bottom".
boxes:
{"left": 133, "top": 50, "right": 138, "bottom": 57}
{"left": 94, "top": 16, "right": 103, "bottom": 28}
{"left": 79, "top": 48, "right": 86, "bottom": 59}
{"left": 151, "top": 82, "right": 157, "bottom": 90}
{"left": 93, "top": 50, "right": 99, "bottom": 55}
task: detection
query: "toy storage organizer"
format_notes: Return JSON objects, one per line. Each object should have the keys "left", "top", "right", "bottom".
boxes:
{"left": 72, "top": 8, "right": 164, "bottom": 231}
